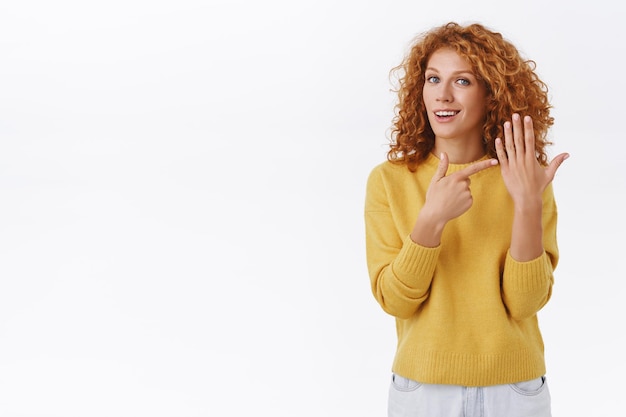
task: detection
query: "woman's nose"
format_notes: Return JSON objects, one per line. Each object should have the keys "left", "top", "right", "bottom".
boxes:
{"left": 437, "top": 84, "right": 453, "bottom": 102}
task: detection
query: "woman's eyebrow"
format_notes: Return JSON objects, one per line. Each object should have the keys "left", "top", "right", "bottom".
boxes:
{"left": 425, "top": 67, "right": 475, "bottom": 76}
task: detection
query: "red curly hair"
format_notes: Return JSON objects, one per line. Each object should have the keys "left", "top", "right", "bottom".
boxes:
{"left": 388, "top": 22, "right": 554, "bottom": 171}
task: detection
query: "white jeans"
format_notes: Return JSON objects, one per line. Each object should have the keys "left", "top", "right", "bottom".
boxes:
{"left": 388, "top": 373, "right": 551, "bottom": 417}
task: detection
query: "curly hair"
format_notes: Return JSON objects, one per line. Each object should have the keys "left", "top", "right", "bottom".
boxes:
{"left": 388, "top": 22, "right": 554, "bottom": 171}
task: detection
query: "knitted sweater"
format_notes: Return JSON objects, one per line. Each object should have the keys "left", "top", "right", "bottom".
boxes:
{"left": 364, "top": 153, "right": 559, "bottom": 387}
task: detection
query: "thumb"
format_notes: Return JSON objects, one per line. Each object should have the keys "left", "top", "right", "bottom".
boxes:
{"left": 546, "top": 152, "right": 570, "bottom": 181}
{"left": 431, "top": 152, "right": 449, "bottom": 183}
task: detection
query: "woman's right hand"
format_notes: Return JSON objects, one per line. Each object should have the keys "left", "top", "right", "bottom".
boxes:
{"left": 410, "top": 153, "right": 498, "bottom": 246}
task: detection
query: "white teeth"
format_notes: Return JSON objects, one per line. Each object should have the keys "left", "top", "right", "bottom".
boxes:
{"left": 435, "top": 111, "right": 458, "bottom": 116}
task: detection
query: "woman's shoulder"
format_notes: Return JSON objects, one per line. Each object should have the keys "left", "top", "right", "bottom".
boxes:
{"left": 369, "top": 159, "right": 400, "bottom": 174}
{"left": 367, "top": 160, "right": 410, "bottom": 184}
{"left": 368, "top": 156, "right": 437, "bottom": 179}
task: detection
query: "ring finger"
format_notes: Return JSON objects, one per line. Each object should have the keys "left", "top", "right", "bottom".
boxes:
{"left": 503, "top": 120, "right": 516, "bottom": 164}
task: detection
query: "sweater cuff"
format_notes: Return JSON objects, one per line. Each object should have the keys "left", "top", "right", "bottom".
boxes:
{"left": 503, "top": 251, "right": 554, "bottom": 292}
{"left": 393, "top": 235, "right": 441, "bottom": 287}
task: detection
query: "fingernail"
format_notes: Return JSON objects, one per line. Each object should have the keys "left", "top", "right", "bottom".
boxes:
{"left": 513, "top": 113, "right": 520, "bottom": 121}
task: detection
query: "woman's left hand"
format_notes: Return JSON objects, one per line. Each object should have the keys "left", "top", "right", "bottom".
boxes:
{"left": 495, "top": 114, "right": 569, "bottom": 205}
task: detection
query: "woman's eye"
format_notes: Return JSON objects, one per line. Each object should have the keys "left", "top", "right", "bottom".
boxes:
{"left": 426, "top": 76, "right": 439, "bottom": 83}
{"left": 456, "top": 78, "right": 470, "bottom": 86}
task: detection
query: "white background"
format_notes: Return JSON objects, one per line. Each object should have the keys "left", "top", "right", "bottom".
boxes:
{"left": 0, "top": 0, "right": 623, "bottom": 416}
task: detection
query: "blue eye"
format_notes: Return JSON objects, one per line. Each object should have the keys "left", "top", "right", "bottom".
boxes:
{"left": 456, "top": 78, "right": 470, "bottom": 86}
{"left": 426, "top": 76, "right": 440, "bottom": 83}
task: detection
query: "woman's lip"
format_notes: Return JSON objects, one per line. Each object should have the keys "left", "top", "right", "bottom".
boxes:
{"left": 433, "top": 111, "right": 459, "bottom": 122}
{"left": 434, "top": 110, "right": 460, "bottom": 115}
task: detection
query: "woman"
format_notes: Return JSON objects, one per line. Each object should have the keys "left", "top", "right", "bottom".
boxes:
{"left": 364, "top": 22, "right": 568, "bottom": 416}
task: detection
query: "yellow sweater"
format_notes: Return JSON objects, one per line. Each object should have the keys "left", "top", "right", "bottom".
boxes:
{"left": 364, "top": 153, "right": 559, "bottom": 387}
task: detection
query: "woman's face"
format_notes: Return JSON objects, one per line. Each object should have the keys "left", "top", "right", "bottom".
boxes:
{"left": 423, "top": 48, "right": 488, "bottom": 143}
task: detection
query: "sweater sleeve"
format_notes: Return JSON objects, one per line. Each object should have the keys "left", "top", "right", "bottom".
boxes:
{"left": 501, "top": 184, "right": 559, "bottom": 320}
{"left": 364, "top": 167, "right": 440, "bottom": 319}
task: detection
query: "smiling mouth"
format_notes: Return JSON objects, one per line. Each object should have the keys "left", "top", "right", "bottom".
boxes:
{"left": 435, "top": 110, "right": 460, "bottom": 117}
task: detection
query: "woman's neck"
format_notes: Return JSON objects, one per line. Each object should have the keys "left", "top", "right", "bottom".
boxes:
{"left": 431, "top": 137, "right": 486, "bottom": 164}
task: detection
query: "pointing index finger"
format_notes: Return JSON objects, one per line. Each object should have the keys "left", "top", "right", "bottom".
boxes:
{"left": 456, "top": 158, "right": 499, "bottom": 179}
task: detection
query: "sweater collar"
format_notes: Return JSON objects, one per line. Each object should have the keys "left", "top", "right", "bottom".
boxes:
{"left": 424, "top": 152, "right": 493, "bottom": 175}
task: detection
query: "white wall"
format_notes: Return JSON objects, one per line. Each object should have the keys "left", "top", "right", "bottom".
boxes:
{"left": 0, "top": 1, "right": 623, "bottom": 416}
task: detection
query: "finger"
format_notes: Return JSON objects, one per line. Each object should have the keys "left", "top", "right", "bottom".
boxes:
{"left": 456, "top": 158, "right": 499, "bottom": 179}
{"left": 545, "top": 152, "right": 570, "bottom": 181}
{"left": 512, "top": 113, "right": 525, "bottom": 158}
{"left": 431, "top": 152, "right": 449, "bottom": 183}
{"left": 503, "top": 120, "right": 516, "bottom": 162}
{"left": 523, "top": 116, "right": 536, "bottom": 162}
{"left": 495, "top": 137, "right": 508, "bottom": 168}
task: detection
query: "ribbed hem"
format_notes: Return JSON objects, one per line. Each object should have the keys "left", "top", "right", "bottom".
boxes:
{"left": 393, "top": 347, "right": 546, "bottom": 387}
{"left": 424, "top": 153, "right": 494, "bottom": 177}
{"left": 392, "top": 235, "right": 441, "bottom": 288}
